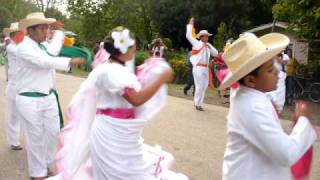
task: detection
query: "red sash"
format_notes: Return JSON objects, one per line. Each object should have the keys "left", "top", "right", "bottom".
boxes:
{"left": 192, "top": 44, "right": 214, "bottom": 88}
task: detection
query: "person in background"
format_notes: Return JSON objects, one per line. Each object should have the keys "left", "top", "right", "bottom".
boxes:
{"left": 92, "top": 41, "right": 100, "bottom": 55}
{"left": 186, "top": 17, "right": 218, "bottom": 111}
{"left": 285, "top": 49, "right": 297, "bottom": 105}
{"left": 151, "top": 35, "right": 167, "bottom": 58}
{"left": 3, "top": 22, "right": 25, "bottom": 151}
{"left": 266, "top": 52, "right": 287, "bottom": 113}
{"left": 0, "top": 35, "right": 6, "bottom": 66}
{"left": 183, "top": 51, "right": 195, "bottom": 96}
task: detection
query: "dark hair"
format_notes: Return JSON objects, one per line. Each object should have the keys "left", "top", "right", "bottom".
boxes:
{"left": 103, "top": 26, "right": 135, "bottom": 65}
{"left": 238, "top": 66, "right": 262, "bottom": 85}
{"left": 103, "top": 37, "right": 123, "bottom": 64}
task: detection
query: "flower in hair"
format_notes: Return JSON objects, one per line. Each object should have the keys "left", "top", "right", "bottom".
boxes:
{"left": 111, "top": 29, "right": 135, "bottom": 54}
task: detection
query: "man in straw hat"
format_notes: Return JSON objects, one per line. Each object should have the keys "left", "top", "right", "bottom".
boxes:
{"left": 3, "top": 22, "right": 25, "bottom": 151}
{"left": 15, "top": 12, "right": 84, "bottom": 180}
{"left": 186, "top": 17, "right": 218, "bottom": 111}
{"left": 219, "top": 33, "right": 319, "bottom": 179}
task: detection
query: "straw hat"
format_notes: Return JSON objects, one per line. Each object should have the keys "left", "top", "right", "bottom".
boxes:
{"left": 3, "top": 22, "right": 19, "bottom": 36}
{"left": 19, "top": 12, "right": 55, "bottom": 30}
{"left": 196, "top": 30, "right": 212, "bottom": 39}
{"left": 218, "top": 33, "right": 289, "bottom": 90}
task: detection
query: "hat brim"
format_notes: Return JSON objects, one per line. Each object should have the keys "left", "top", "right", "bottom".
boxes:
{"left": 3, "top": 28, "right": 19, "bottom": 36}
{"left": 196, "top": 33, "right": 212, "bottom": 39}
{"left": 19, "top": 18, "right": 56, "bottom": 30}
{"left": 218, "top": 34, "right": 289, "bottom": 90}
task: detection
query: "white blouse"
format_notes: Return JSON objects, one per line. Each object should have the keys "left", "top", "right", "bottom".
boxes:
{"left": 93, "top": 62, "right": 141, "bottom": 109}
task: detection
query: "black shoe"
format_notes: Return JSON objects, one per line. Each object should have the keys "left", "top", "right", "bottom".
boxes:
{"left": 11, "top": 145, "right": 23, "bottom": 150}
{"left": 183, "top": 88, "right": 188, "bottom": 95}
{"left": 195, "top": 106, "right": 204, "bottom": 111}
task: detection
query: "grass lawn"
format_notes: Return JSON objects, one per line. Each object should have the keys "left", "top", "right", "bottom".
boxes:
{"left": 63, "top": 67, "right": 320, "bottom": 124}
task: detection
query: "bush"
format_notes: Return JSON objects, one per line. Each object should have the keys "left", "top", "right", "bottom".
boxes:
{"left": 135, "top": 50, "right": 149, "bottom": 66}
{"left": 164, "top": 50, "right": 186, "bottom": 62}
{"left": 134, "top": 50, "right": 190, "bottom": 84}
{"left": 169, "top": 58, "right": 189, "bottom": 84}
{"left": 162, "top": 38, "right": 172, "bottom": 49}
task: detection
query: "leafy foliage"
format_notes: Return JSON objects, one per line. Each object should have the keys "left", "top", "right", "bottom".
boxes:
{"left": 213, "top": 22, "right": 229, "bottom": 51}
{"left": 273, "top": 0, "right": 320, "bottom": 39}
{"left": 273, "top": 0, "right": 320, "bottom": 73}
{"left": 0, "top": 0, "right": 38, "bottom": 30}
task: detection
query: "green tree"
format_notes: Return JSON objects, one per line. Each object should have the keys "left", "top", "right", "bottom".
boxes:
{"left": 214, "top": 22, "right": 229, "bottom": 51}
{"left": 0, "top": 0, "right": 39, "bottom": 31}
{"left": 67, "top": 0, "right": 155, "bottom": 48}
{"left": 273, "top": 0, "right": 320, "bottom": 39}
{"left": 152, "top": 0, "right": 276, "bottom": 48}
{"left": 45, "top": 7, "right": 67, "bottom": 22}
{"left": 273, "top": 0, "right": 320, "bottom": 72}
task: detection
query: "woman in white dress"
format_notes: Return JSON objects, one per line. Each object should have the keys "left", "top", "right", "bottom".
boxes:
{"left": 49, "top": 27, "right": 188, "bottom": 180}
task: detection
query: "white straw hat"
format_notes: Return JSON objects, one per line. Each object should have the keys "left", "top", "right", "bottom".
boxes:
{"left": 196, "top": 30, "right": 212, "bottom": 39}
{"left": 218, "top": 32, "right": 289, "bottom": 90}
{"left": 3, "top": 22, "right": 19, "bottom": 36}
{"left": 19, "top": 12, "right": 55, "bottom": 30}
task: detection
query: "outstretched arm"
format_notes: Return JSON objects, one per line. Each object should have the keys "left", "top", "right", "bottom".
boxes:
{"left": 123, "top": 68, "right": 173, "bottom": 106}
{"left": 208, "top": 43, "right": 218, "bottom": 57}
{"left": 186, "top": 17, "right": 201, "bottom": 48}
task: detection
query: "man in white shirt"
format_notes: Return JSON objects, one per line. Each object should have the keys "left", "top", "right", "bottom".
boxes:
{"left": 3, "top": 22, "right": 24, "bottom": 150}
{"left": 15, "top": 12, "right": 84, "bottom": 180}
{"left": 186, "top": 17, "right": 218, "bottom": 111}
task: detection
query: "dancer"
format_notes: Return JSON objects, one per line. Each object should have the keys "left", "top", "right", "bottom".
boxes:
{"left": 220, "top": 33, "right": 318, "bottom": 180}
{"left": 50, "top": 27, "right": 188, "bottom": 180}
{"left": 15, "top": 12, "right": 84, "bottom": 180}
{"left": 3, "top": 22, "right": 24, "bottom": 150}
{"left": 186, "top": 17, "right": 218, "bottom": 111}
{"left": 183, "top": 51, "right": 195, "bottom": 95}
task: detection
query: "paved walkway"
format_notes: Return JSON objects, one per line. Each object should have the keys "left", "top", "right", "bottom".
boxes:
{"left": 0, "top": 66, "right": 319, "bottom": 180}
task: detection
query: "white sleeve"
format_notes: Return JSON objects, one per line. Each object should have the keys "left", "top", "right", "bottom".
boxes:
{"left": 186, "top": 24, "right": 202, "bottom": 48}
{"left": 18, "top": 45, "right": 71, "bottom": 71}
{"left": 95, "top": 65, "right": 141, "bottom": 95}
{"left": 242, "top": 103, "right": 317, "bottom": 166}
{"left": 46, "top": 30, "right": 65, "bottom": 56}
{"left": 208, "top": 43, "right": 218, "bottom": 57}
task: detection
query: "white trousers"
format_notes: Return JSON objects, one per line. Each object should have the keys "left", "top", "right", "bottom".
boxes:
{"left": 16, "top": 93, "right": 60, "bottom": 177}
{"left": 193, "top": 66, "right": 209, "bottom": 107}
{"left": 5, "top": 83, "right": 21, "bottom": 146}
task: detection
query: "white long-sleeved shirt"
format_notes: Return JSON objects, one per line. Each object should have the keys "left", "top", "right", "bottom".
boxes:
{"left": 15, "top": 36, "right": 71, "bottom": 95}
{"left": 42, "top": 30, "right": 65, "bottom": 56}
{"left": 186, "top": 24, "right": 218, "bottom": 66}
{"left": 223, "top": 86, "right": 317, "bottom": 180}
{"left": 6, "top": 41, "right": 18, "bottom": 84}
{"left": 42, "top": 30, "right": 66, "bottom": 89}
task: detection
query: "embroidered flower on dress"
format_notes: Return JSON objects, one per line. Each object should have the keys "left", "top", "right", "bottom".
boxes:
{"left": 111, "top": 29, "right": 135, "bottom": 54}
